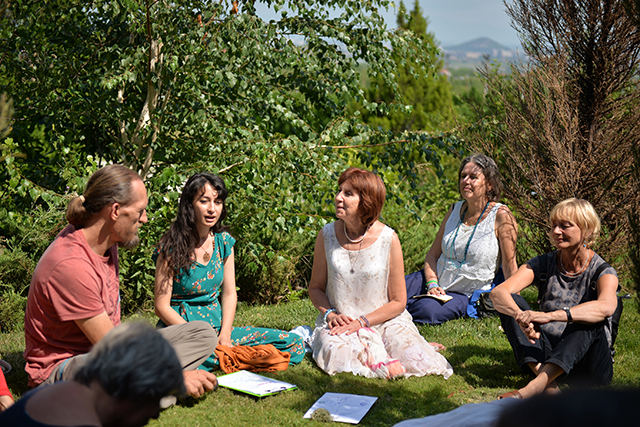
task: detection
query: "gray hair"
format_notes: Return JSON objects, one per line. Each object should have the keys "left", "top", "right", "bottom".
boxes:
{"left": 73, "top": 323, "right": 185, "bottom": 401}
{"left": 458, "top": 153, "right": 502, "bottom": 202}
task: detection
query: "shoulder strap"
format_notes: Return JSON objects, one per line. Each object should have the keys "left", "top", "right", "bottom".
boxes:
{"left": 538, "top": 252, "right": 550, "bottom": 291}
{"left": 589, "top": 260, "right": 617, "bottom": 294}
{"left": 590, "top": 262, "right": 610, "bottom": 289}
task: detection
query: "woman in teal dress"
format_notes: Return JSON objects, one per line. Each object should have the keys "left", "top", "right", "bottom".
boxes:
{"left": 154, "top": 173, "right": 305, "bottom": 370}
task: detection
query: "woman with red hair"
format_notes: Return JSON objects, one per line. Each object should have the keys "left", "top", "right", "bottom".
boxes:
{"left": 308, "top": 167, "right": 453, "bottom": 379}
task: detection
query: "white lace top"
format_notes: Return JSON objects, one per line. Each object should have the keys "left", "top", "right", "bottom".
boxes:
{"left": 324, "top": 222, "right": 413, "bottom": 323}
{"left": 310, "top": 221, "right": 454, "bottom": 379}
{"left": 436, "top": 201, "right": 502, "bottom": 296}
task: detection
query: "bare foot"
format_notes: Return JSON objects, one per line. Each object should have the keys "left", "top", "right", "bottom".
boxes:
{"left": 544, "top": 381, "right": 561, "bottom": 395}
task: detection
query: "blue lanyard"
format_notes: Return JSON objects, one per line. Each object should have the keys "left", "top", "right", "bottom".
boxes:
{"left": 444, "top": 201, "right": 490, "bottom": 267}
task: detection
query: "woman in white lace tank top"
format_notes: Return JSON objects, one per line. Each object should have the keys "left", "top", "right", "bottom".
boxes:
{"left": 308, "top": 167, "right": 453, "bottom": 379}
{"left": 406, "top": 154, "right": 518, "bottom": 325}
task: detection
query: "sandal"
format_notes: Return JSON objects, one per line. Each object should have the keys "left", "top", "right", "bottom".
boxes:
{"left": 498, "top": 390, "right": 523, "bottom": 399}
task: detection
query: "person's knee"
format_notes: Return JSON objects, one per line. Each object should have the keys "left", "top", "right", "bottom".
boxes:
{"left": 189, "top": 321, "right": 218, "bottom": 353}
{"left": 408, "top": 301, "right": 452, "bottom": 324}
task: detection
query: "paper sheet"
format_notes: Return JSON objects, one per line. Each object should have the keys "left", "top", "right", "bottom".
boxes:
{"left": 217, "top": 370, "right": 296, "bottom": 397}
{"left": 303, "top": 392, "right": 378, "bottom": 424}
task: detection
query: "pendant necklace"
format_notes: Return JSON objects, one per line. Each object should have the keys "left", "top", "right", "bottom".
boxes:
{"left": 444, "top": 201, "right": 490, "bottom": 270}
{"left": 201, "top": 233, "right": 213, "bottom": 263}
{"left": 348, "top": 239, "right": 364, "bottom": 274}
{"left": 344, "top": 223, "right": 369, "bottom": 274}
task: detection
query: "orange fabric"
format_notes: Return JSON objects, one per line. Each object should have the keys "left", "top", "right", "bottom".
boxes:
{"left": 214, "top": 344, "right": 290, "bottom": 373}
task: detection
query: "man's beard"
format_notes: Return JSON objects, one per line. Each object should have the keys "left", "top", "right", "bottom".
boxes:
{"left": 118, "top": 235, "right": 140, "bottom": 249}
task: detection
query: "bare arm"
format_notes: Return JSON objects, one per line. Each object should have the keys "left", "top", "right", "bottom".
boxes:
{"left": 495, "top": 205, "right": 518, "bottom": 279}
{"left": 308, "top": 230, "right": 351, "bottom": 322}
{"left": 490, "top": 263, "right": 538, "bottom": 342}
{"left": 366, "top": 231, "right": 407, "bottom": 323}
{"left": 569, "top": 273, "right": 618, "bottom": 322}
{"left": 520, "top": 273, "right": 619, "bottom": 326}
{"left": 218, "top": 248, "right": 238, "bottom": 347}
{"left": 74, "top": 312, "right": 114, "bottom": 345}
{"left": 154, "top": 252, "right": 188, "bottom": 326}
{"left": 423, "top": 205, "right": 454, "bottom": 297}
{"left": 490, "top": 263, "right": 535, "bottom": 319}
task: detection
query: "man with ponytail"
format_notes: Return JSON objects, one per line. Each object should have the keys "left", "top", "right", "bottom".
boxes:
{"left": 24, "top": 165, "right": 219, "bottom": 399}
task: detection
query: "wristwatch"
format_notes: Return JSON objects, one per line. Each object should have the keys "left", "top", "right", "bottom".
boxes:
{"left": 563, "top": 307, "right": 573, "bottom": 324}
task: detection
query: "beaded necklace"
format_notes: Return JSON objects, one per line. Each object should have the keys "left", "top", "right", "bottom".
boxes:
{"left": 444, "top": 201, "right": 490, "bottom": 270}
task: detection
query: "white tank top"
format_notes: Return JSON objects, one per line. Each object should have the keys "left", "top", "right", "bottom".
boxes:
{"left": 436, "top": 201, "right": 502, "bottom": 296}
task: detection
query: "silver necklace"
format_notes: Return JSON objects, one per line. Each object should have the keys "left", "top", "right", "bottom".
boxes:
{"left": 559, "top": 249, "right": 590, "bottom": 277}
{"left": 348, "top": 239, "right": 364, "bottom": 274}
{"left": 343, "top": 221, "right": 369, "bottom": 244}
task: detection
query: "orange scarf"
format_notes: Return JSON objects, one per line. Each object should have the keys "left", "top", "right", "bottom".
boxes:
{"left": 214, "top": 344, "right": 290, "bottom": 373}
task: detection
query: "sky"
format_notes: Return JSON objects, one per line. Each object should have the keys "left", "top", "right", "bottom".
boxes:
{"left": 255, "top": 0, "right": 522, "bottom": 49}
{"left": 384, "top": 0, "right": 521, "bottom": 48}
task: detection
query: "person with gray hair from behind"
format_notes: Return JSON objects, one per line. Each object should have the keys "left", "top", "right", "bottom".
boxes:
{"left": 0, "top": 323, "right": 185, "bottom": 427}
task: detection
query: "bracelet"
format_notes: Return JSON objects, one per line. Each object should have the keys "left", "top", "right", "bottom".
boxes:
{"left": 563, "top": 307, "right": 573, "bottom": 324}
{"left": 360, "top": 315, "right": 370, "bottom": 328}
{"left": 428, "top": 282, "right": 439, "bottom": 290}
{"left": 323, "top": 308, "right": 336, "bottom": 323}
{"left": 356, "top": 317, "right": 365, "bottom": 328}
{"left": 426, "top": 279, "right": 438, "bottom": 286}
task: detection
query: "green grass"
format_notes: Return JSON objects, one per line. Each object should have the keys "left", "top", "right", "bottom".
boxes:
{"left": 3, "top": 296, "right": 639, "bottom": 426}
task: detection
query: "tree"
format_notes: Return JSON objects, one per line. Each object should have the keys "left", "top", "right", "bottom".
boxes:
{"left": 362, "top": 0, "right": 454, "bottom": 132}
{"left": 622, "top": 0, "right": 640, "bottom": 296}
{"left": 0, "top": 0, "right": 459, "bottom": 307}
{"left": 468, "top": 0, "right": 640, "bottom": 276}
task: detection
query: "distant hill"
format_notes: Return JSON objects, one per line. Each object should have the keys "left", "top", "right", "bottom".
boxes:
{"left": 440, "top": 37, "right": 521, "bottom": 69}
{"left": 444, "top": 37, "right": 511, "bottom": 54}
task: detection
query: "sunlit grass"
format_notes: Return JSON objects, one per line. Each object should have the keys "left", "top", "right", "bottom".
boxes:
{"left": 3, "top": 296, "right": 638, "bottom": 426}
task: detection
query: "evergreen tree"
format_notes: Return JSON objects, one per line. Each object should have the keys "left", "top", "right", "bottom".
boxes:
{"left": 363, "top": 0, "right": 454, "bottom": 132}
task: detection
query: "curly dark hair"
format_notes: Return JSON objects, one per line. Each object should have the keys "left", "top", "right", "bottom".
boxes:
{"left": 157, "top": 173, "right": 230, "bottom": 274}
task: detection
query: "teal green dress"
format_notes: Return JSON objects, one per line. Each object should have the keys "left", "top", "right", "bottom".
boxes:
{"left": 155, "top": 231, "right": 305, "bottom": 370}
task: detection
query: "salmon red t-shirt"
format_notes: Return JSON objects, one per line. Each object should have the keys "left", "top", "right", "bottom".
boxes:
{"left": 24, "top": 224, "right": 121, "bottom": 386}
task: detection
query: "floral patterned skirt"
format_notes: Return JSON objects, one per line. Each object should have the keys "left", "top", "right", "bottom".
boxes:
{"left": 310, "top": 313, "right": 453, "bottom": 379}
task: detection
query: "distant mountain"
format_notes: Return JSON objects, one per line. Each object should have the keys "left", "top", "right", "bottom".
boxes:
{"left": 444, "top": 37, "right": 511, "bottom": 54}
{"left": 440, "top": 37, "right": 520, "bottom": 68}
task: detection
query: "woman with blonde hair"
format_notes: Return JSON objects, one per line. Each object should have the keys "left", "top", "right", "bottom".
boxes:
{"left": 491, "top": 198, "right": 619, "bottom": 399}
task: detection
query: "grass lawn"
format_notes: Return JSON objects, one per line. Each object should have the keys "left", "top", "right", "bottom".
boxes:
{"left": 2, "top": 293, "right": 639, "bottom": 427}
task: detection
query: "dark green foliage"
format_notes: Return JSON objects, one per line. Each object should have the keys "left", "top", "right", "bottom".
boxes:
{"left": 0, "top": 0, "right": 463, "bottom": 312}
{"left": 0, "top": 289, "right": 26, "bottom": 332}
{"left": 360, "top": 0, "right": 455, "bottom": 133}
